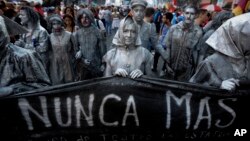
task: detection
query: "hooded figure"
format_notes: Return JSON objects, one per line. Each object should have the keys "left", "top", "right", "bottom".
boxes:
{"left": 75, "top": 8, "right": 106, "bottom": 80}
{"left": 103, "top": 16, "right": 153, "bottom": 79}
{"left": 0, "top": 16, "right": 50, "bottom": 96}
{"left": 190, "top": 13, "right": 250, "bottom": 91}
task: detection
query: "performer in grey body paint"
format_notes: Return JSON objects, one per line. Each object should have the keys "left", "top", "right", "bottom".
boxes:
{"left": 103, "top": 16, "right": 154, "bottom": 79}
{"left": 163, "top": 5, "right": 203, "bottom": 81}
{"left": 75, "top": 8, "right": 106, "bottom": 80}
{"left": 48, "top": 16, "right": 76, "bottom": 85}
{"left": 14, "top": 6, "right": 49, "bottom": 71}
{"left": 130, "top": 0, "right": 167, "bottom": 56}
{"left": 190, "top": 13, "right": 250, "bottom": 91}
{"left": 0, "top": 16, "right": 50, "bottom": 96}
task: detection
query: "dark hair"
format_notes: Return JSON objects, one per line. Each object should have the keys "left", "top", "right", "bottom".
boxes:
{"left": 145, "top": 7, "right": 155, "bottom": 17}
{"left": 197, "top": 8, "right": 207, "bottom": 15}
{"left": 63, "top": 6, "right": 74, "bottom": 17}
{"left": 0, "top": 1, "right": 6, "bottom": 9}
{"left": 211, "top": 11, "right": 233, "bottom": 29}
{"left": 63, "top": 14, "right": 76, "bottom": 28}
{"left": 4, "top": 9, "right": 17, "bottom": 19}
{"left": 20, "top": 6, "right": 39, "bottom": 25}
{"left": 163, "top": 12, "right": 173, "bottom": 22}
{"left": 90, "top": 7, "right": 99, "bottom": 19}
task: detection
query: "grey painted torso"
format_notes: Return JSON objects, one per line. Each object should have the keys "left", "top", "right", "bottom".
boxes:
{"left": 75, "top": 26, "right": 103, "bottom": 66}
{"left": 104, "top": 46, "right": 153, "bottom": 75}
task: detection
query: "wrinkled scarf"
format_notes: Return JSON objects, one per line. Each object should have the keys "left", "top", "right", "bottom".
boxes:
{"left": 112, "top": 16, "right": 142, "bottom": 47}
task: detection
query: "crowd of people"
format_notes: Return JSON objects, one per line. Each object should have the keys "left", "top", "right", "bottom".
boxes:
{"left": 0, "top": 0, "right": 249, "bottom": 96}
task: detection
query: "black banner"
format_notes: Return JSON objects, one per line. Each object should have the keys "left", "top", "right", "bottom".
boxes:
{"left": 0, "top": 77, "right": 249, "bottom": 140}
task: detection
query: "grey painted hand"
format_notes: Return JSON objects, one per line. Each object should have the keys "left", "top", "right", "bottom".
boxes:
{"left": 0, "top": 87, "right": 13, "bottom": 97}
{"left": 130, "top": 69, "right": 143, "bottom": 79}
{"left": 114, "top": 68, "right": 128, "bottom": 77}
{"left": 220, "top": 78, "right": 240, "bottom": 91}
{"left": 75, "top": 51, "right": 82, "bottom": 59}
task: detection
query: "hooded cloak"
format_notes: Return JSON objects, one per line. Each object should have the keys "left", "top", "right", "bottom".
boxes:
{"left": 190, "top": 13, "right": 250, "bottom": 87}
{"left": 0, "top": 16, "right": 50, "bottom": 95}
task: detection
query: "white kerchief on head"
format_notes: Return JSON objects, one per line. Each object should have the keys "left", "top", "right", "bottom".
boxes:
{"left": 112, "top": 16, "right": 142, "bottom": 47}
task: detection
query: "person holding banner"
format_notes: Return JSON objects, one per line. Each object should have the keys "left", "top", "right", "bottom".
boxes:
{"left": 103, "top": 15, "right": 154, "bottom": 79}
{"left": 190, "top": 13, "right": 250, "bottom": 91}
{"left": 75, "top": 8, "right": 106, "bottom": 80}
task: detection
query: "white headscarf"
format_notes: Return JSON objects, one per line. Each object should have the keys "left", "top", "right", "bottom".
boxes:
{"left": 112, "top": 16, "right": 142, "bottom": 47}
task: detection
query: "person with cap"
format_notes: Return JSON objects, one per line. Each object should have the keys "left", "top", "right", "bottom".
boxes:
{"left": 189, "top": 13, "right": 250, "bottom": 91}
{"left": 0, "top": 15, "right": 51, "bottom": 96}
{"left": 75, "top": 8, "right": 106, "bottom": 80}
{"left": 103, "top": 15, "right": 154, "bottom": 79}
{"left": 130, "top": 0, "right": 166, "bottom": 56}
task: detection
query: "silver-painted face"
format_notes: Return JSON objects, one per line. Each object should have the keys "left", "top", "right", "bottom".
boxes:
{"left": 131, "top": 5, "right": 145, "bottom": 22}
{"left": 52, "top": 20, "right": 62, "bottom": 32}
{"left": 19, "top": 10, "right": 29, "bottom": 25}
{"left": 123, "top": 24, "right": 137, "bottom": 46}
{"left": 184, "top": 8, "right": 196, "bottom": 24}
{"left": 80, "top": 13, "right": 91, "bottom": 27}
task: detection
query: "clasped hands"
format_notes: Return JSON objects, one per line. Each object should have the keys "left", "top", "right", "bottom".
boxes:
{"left": 114, "top": 68, "right": 143, "bottom": 79}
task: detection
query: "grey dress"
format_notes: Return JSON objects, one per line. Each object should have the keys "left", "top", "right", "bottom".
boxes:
{"left": 49, "top": 31, "right": 76, "bottom": 85}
